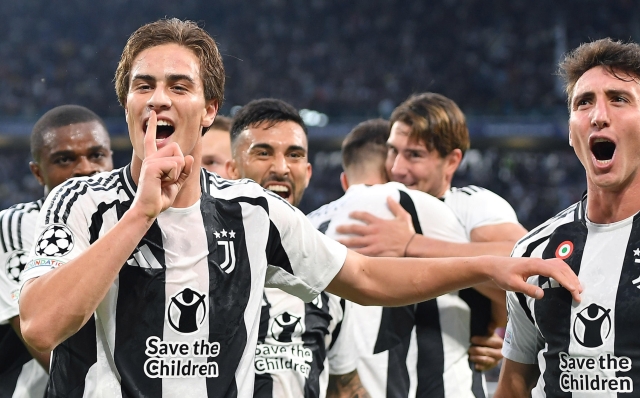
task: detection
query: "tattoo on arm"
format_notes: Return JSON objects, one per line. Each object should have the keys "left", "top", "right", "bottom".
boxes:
{"left": 327, "top": 370, "right": 371, "bottom": 398}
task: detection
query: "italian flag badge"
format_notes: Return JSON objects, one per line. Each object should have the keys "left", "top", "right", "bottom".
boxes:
{"left": 555, "top": 241, "right": 573, "bottom": 259}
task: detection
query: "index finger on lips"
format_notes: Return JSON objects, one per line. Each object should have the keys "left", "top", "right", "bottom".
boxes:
{"left": 144, "top": 111, "right": 158, "bottom": 158}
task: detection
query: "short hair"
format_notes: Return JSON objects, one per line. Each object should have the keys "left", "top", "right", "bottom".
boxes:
{"left": 31, "top": 105, "right": 108, "bottom": 162}
{"left": 390, "top": 93, "right": 469, "bottom": 158}
{"left": 341, "top": 119, "right": 390, "bottom": 171}
{"left": 559, "top": 38, "right": 640, "bottom": 107}
{"left": 207, "top": 115, "right": 232, "bottom": 133}
{"left": 230, "top": 98, "right": 307, "bottom": 147}
{"left": 114, "top": 18, "right": 225, "bottom": 130}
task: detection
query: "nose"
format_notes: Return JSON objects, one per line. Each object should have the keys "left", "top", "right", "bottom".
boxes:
{"left": 73, "top": 156, "right": 100, "bottom": 178}
{"left": 270, "top": 153, "right": 290, "bottom": 176}
{"left": 590, "top": 99, "right": 610, "bottom": 130}
{"left": 389, "top": 152, "right": 409, "bottom": 179}
{"left": 147, "top": 85, "right": 171, "bottom": 110}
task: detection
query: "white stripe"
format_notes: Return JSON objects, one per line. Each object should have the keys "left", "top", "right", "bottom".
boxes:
{"left": 11, "top": 359, "right": 47, "bottom": 398}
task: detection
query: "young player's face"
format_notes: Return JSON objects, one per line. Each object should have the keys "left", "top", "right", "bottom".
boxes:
{"left": 229, "top": 121, "right": 312, "bottom": 207}
{"left": 386, "top": 121, "right": 449, "bottom": 198}
{"left": 201, "top": 128, "right": 232, "bottom": 178}
{"left": 569, "top": 66, "right": 640, "bottom": 192}
{"left": 125, "top": 43, "right": 217, "bottom": 161}
{"left": 31, "top": 121, "right": 113, "bottom": 193}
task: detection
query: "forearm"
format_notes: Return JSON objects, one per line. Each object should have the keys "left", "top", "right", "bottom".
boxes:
{"left": 494, "top": 359, "right": 539, "bottom": 397}
{"left": 473, "top": 282, "right": 507, "bottom": 327}
{"left": 20, "top": 209, "right": 153, "bottom": 351}
{"left": 327, "top": 251, "right": 493, "bottom": 306}
{"left": 406, "top": 235, "right": 518, "bottom": 258}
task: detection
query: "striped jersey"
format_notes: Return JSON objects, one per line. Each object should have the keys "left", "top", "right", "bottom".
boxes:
{"left": 308, "top": 182, "right": 477, "bottom": 397}
{"left": 254, "top": 288, "right": 356, "bottom": 397}
{"left": 20, "top": 165, "right": 347, "bottom": 398}
{"left": 0, "top": 199, "right": 48, "bottom": 397}
{"left": 503, "top": 195, "right": 640, "bottom": 397}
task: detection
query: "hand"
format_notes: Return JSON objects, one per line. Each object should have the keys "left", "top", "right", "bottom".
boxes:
{"left": 469, "top": 326, "right": 503, "bottom": 371}
{"left": 489, "top": 256, "right": 582, "bottom": 302}
{"left": 336, "top": 197, "right": 415, "bottom": 257}
{"left": 132, "top": 111, "right": 194, "bottom": 220}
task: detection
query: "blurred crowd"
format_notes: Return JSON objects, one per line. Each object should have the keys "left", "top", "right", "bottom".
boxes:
{"left": 2, "top": 0, "right": 639, "bottom": 120}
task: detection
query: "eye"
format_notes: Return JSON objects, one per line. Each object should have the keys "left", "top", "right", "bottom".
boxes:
{"left": 53, "top": 156, "right": 73, "bottom": 165}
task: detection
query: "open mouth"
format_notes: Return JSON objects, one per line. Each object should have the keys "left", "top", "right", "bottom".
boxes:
{"left": 266, "top": 184, "right": 291, "bottom": 200}
{"left": 144, "top": 120, "right": 175, "bottom": 140}
{"left": 590, "top": 138, "right": 616, "bottom": 164}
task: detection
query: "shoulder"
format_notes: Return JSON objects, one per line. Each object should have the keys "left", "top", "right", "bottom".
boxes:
{"left": 0, "top": 198, "right": 43, "bottom": 252}
{"left": 512, "top": 201, "right": 582, "bottom": 258}
{"left": 448, "top": 185, "right": 510, "bottom": 206}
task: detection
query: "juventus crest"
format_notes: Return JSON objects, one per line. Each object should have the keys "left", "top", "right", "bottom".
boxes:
{"left": 214, "top": 229, "right": 236, "bottom": 274}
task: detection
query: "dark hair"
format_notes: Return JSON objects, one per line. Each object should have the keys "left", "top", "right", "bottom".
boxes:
{"left": 207, "top": 115, "right": 232, "bottom": 133}
{"left": 31, "top": 105, "right": 108, "bottom": 162}
{"left": 342, "top": 119, "right": 390, "bottom": 171}
{"left": 230, "top": 98, "right": 307, "bottom": 145}
{"left": 559, "top": 38, "right": 640, "bottom": 107}
{"left": 114, "top": 18, "right": 225, "bottom": 130}
{"left": 390, "top": 92, "right": 469, "bottom": 158}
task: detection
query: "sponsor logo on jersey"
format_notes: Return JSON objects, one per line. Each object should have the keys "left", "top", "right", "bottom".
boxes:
{"left": 5, "top": 249, "right": 27, "bottom": 283}
{"left": 167, "top": 287, "right": 208, "bottom": 335}
{"left": 35, "top": 224, "right": 74, "bottom": 257}
{"left": 144, "top": 336, "right": 221, "bottom": 378}
{"left": 127, "top": 244, "right": 162, "bottom": 269}
{"left": 556, "top": 241, "right": 574, "bottom": 260}
{"left": 573, "top": 303, "right": 611, "bottom": 348}
{"left": 214, "top": 229, "right": 236, "bottom": 274}
{"left": 559, "top": 352, "right": 632, "bottom": 393}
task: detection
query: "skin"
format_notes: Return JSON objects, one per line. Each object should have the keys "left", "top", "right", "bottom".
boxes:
{"left": 29, "top": 121, "right": 113, "bottom": 195}
{"left": 337, "top": 120, "right": 527, "bottom": 370}
{"left": 229, "top": 121, "right": 367, "bottom": 395}
{"left": 496, "top": 65, "right": 640, "bottom": 397}
{"left": 227, "top": 120, "right": 312, "bottom": 207}
{"left": 201, "top": 128, "right": 232, "bottom": 177}
{"left": 19, "top": 43, "right": 582, "bottom": 360}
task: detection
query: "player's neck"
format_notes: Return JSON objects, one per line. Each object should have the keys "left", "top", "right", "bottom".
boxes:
{"left": 586, "top": 180, "right": 640, "bottom": 224}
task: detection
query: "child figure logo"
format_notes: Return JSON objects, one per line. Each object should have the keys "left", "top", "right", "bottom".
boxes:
{"left": 573, "top": 303, "right": 612, "bottom": 348}
{"left": 270, "top": 312, "right": 304, "bottom": 343}
{"left": 167, "top": 287, "right": 208, "bottom": 334}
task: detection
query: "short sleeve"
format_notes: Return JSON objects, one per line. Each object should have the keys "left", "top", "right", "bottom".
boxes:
{"left": 263, "top": 195, "right": 348, "bottom": 302}
{"left": 445, "top": 186, "right": 520, "bottom": 239}
{"left": 20, "top": 183, "right": 94, "bottom": 286}
{"left": 502, "top": 290, "right": 544, "bottom": 365}
{"left": 327, "top": 297, "right": 358, "bottom": 375}
{"left": 0, "top": 248, "right": 21, "bottom": 323}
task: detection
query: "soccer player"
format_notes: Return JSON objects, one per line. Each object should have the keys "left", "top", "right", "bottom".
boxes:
{"left": 0, "top": 104, "right": 113, "bottom": 396}
{"left": 202, "top": 115, "right": 232, "bottom": 177}
{"left": 18, "top": 18, "right": 580, "bottom": 398}
{"left": 496, "top": 38, "right": 640, "bottom": 397}
{"left": 307, "top": 118, "right": 475, "bottom": 396}
{"left": 226, "top": 98, "right": 366, "bottom": 397}
{"left": 336, "top": 93, "right": 527, "bottom": 397}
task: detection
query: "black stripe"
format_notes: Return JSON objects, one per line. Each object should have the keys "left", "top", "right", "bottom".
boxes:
{"left": 47, "top": 316, "right": 98, "bottom": 398}
{"left": 327, "top": 298, "right": 346, "bottom": 351}
{"left": 0, "top": 324, "right": 33, "bottom": 395}
{"left": 6, "top": 209, "right": 15, "bottom": 251}
{"left": 15, "top": 211, "right": 24, "bottom": 250}
{"left": 316, "top": 220, "right": 330, "bottom": 235}
{"left": 254, "top": 292, "right": 274, "bottom": 398}
{"left": 385, "top": 334, "right": 412, "bottom": 398}
{"left": 302, "top": 292, "right": 331, "bottom": 397}
{"left": 0, "top": 211, "right": 8, "bottom": 253}
{"left": 614, "top": 213, "right": 640, "bottom": 389}
{"left": 534, "top": 220, "right": 586, "bottom": 397}
{"left": 469, "top": 358, "right": 486, "bottom": 398}
{"left": 201, "top": 195, "right": 251, "bottom": 396}
{"left": 57, "top": 174, "right": 119, "bottom": 224}
{"left": 44, "top": 178, "right": 79, "bottom": 225}
{"left": 515, "top": 292, "right": 535, "bottom": 325}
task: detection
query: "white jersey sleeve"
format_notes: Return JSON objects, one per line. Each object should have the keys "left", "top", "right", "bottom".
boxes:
{"left": 0, "top": 201, "right": 42, "bottom": 323}
{"left": 444, "top": 185, "right": 520, "bottom": 240}
{"left": 326, "top": 296, "right": 358, "bottom": 375}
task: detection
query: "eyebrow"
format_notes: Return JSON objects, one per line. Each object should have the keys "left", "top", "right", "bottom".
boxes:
{"left": 573, "top": 88, "right": 634, "bottom": 106}
{"left": 131, "top": 73, "right": 196, "bottom": 85}
{"left": 49, "top": 145, "right": 107, "bottom": 158}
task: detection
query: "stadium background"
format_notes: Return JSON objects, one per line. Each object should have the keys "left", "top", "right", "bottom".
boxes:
{"left": 2, "top": 0, "right": 637, "bottom": 228}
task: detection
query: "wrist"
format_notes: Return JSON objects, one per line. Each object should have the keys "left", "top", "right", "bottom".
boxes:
{"left": 403, "top": 233, "right": 418, "bottom": 257}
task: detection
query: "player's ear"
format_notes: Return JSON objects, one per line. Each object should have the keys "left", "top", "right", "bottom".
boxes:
{"left": 445, "top": 149, "right": 463, "bottom": 175}
{"left": 226, "top": 158, "right": 241, "bottom": 180}
{"left": 29, "top": 161, "right": 45, "bottom": 186}
{"left": 202, "top": 99, "right": 219, "bottom": 128}
{"left": 340, "top": 172, "right": 349, "bottom": 192}
{"left": 568, "top": 129, "right": 573, "bottom": 147}
{"left": 304, "top": 162, "right": 312, "bottom": 189}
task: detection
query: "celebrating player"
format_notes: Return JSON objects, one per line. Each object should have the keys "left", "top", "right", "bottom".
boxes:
{"left": 0, "top": 104, "right": 113, "bottom": 396}
{"left": 18, "top": 18, "right": 581, "bottom": 397}
{"left": 201, "top": 115, "right": 232, "bottom": 178}
{"left": 227, "top": 98, "right": 367, "bottom": 397}
{"left": 496, "top": 38, "right": 640, "bottom": 397}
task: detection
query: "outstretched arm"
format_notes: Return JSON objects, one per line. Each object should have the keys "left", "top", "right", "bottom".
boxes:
{"left": 494, "top": 359, "right": 539, "bottom": 397}
{"left": 20, "top": 112, "right": 194, "bottom": 352}
{"left": 326, "top": 250, "right": 581, "bottom": 306}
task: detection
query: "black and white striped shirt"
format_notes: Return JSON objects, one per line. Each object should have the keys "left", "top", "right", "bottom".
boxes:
{"left": 503, "top": 195, "right": 640, "bottom": 397}
{"left": 21, "top": 165, "right": 347, "bottom": 398}
{"left": 308, "top": 182, "right": 476, "bottom": 397}
{"left": 254, "top": 288, "right": 356, "bottom": 397}
{"left": 0, "top": 199, "right": 48, "bottom": 397}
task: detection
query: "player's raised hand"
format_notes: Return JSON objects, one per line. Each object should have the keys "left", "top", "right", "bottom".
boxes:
{"left": 337, "top": 197, "right": 415, "bottom": 256}
{"left": 133, "top": 111, "right": 194, "bottom": 220}
{"left": 490, "top": 256, "right": 582, "bottom": 302}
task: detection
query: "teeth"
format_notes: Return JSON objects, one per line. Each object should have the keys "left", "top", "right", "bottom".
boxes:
{"left": 157, "top": 120, "right": 174, "bottom": 127}
{"left": 593, "top": 138, "right": 612, "bottom": 143}
{"left": 268, "top": 185, "right": 289, "bottom": 193}
{"left": 596, "top": 159, "right": 612, "bottom": 165}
